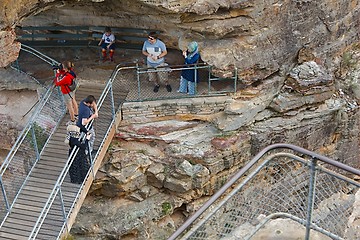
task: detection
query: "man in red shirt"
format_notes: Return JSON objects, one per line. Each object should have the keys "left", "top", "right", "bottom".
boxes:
{"left": 54, "top": 63, "right": 78, "bottom": 123}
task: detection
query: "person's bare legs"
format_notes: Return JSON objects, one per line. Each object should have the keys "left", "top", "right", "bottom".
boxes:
{"left": 71, "top": 96, "right": 78, "bottom": 116}
{"left": 66, "top": 101, "right": 75, "bottom": 122}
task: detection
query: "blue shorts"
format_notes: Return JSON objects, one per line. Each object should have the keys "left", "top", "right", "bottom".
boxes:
{"left": 101, "top": 42, "right": 116, "bottom": 50}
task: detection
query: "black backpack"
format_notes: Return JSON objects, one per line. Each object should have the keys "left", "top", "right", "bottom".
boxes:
{"left": 66, "top": 71, "right": 78, "bottom": 92}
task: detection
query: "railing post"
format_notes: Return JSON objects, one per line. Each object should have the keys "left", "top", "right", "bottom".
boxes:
{"left": 110, "top": 83, "right": 116, "bottom": 119}
{"left": 194, "top": 64, "right": 198, "bottom": 95}
{"left": 57, "top": 185, "right": 69, "bottom": 233}
{"left": 12, "top": 59, "right": 20, "bottom": 72}
{"left": 0, "top": 175, "right": 10, "bottom": 212}
{"left": 305, "top": 158, "right": 317, "bottom": 240}
{"left": 87, "top": 139, "right": 95, "bottom": 178}
{"left": 30, "top": 123, "right": 40, "bottom": 161}
{"left": 136, "top": 64, "right": 142, "bottom": 101}
{"left": 208, "top": 65, "right": 212, "bottom": 94}
{"left": 234, "top": 67, "right": 238, "bottom": 93}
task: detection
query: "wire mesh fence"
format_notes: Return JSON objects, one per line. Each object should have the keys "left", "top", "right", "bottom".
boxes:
{"left": 173, "top": 149, "right": 360, "bottom": 240}
{"left": 0, "top": 85, "right": 65, "bottom": 222}
{"left": 0, "top": 45, "right": 63, "bottom": 224}
{"left": 124, "top": 63, "right": 236, "bottom": 102}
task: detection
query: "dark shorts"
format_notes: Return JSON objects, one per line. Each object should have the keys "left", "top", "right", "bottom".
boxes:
{"left": 101, "top": 42, "right": 116, "bottom": 50}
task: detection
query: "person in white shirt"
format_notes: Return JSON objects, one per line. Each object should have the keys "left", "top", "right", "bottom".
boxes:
{"left": 142, "top": 32, "right": 172, "bottom": 93}
{"left": 98, "top": 26, "right": 116, "bottom": 62}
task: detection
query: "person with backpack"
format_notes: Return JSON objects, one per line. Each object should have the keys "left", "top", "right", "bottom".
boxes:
{"left": 54, "top": 61, "right": 79, "bottom": 123}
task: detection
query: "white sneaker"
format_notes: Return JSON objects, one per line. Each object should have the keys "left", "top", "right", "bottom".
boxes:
{"left": 66, "top": 120, "right": 76, "bottom": 126}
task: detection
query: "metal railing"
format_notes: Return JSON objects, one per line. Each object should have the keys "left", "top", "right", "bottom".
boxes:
{"left": 0, "top": 44, "right": 62, "bottom": 224}
{"left": 168, "top": 143, "right": 360, "bottom": 240}
{"left": 5, "top": 45, "right": 358, "bottom": 240}
{"left": 127, "top": 63, "right": 237, "bottom": 102}
{"left": 17, "top": 26, "right": 160, "bottom": 49}
{"left": 28, "top": 62, "right": 136, "bottom": 239}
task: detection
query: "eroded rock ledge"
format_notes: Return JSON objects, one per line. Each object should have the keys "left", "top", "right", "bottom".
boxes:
{"left": 0, "top": 0, "right": 359, "bottom": 80}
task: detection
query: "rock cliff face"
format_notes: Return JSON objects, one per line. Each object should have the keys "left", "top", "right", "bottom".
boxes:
{"left": 0, "top": 0, "right": 359, "bottom": 78}
{"left": 0, "top": 0, "right": 360, "bottom": 239}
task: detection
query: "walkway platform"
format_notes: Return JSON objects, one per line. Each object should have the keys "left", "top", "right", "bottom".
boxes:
{"left": 0, "top": 83, "right": 128, "bottom": 239}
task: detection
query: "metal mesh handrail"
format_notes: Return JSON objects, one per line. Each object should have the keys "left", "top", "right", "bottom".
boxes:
{"left": 0, "top": 44, "right": 61, "bottom": 223}
{"left": 131, "top": 63, "right": 237, "bottom": 102}
{"left": 0, "top": 44, "right": 59, "bottom": 173}
{"left": 182, "top": 152, "right": 359, "bottom": 240}
{"left": 138, "top": 61, "right": 238, "bottom": 98}
{"left": 168, "top": 143, "right": 360, "bottom": 240}
{"left": 28, "top": 62, "right": 138, "bottom": 239}
{"left": 136, "top": 62, "right": 209, "bottom": 71}
{"left": 20, "top": 44, "right": 59, "bottom": 66}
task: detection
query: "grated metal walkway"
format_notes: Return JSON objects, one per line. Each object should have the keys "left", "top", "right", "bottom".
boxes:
{"left": 0, "top": 83, "right": 128, "bottom": 239}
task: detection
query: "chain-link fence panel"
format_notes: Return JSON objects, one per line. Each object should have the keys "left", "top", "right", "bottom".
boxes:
{"left": 179, "top": 152, "right": 359, "bottom": 240}
{"left": 310, "top": 165, "right": 358, "bottom": 239}
{"left": 0, "top": 44, "right": 60, "bottom": 223}
{"left": 91, "top": 83, "right": 119, "bottom": 159}
{"left": 0, "top": 86, "right": 65, "bottom": 223}
{"left": 33, "top": 88, "right": 65, "bottom": 152}
{"left": 111, "top": 66, "right": 138, "bottom": 103}
{"left": 126, "top": 64, "right": 236, "bottom": 101}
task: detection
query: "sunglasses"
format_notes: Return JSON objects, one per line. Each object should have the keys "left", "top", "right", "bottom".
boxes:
{"left": 148, "top": 37, "right": 155, "bottom": 40}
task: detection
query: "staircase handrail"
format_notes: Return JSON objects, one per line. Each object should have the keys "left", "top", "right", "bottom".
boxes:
{"left": 0, "top": 83, "right": 54, "bottom": 174}
{"left": 29, "top": 62, "right": 138, "bottom": 239}
{"left": 0, "top": 44, "right": 58, "bottom": 175}
{"left": 0, "top": 45, "right": 61, "bottom": 220}
{"left": 167, "top": 143, "right": 360, "bottom": 240}
{"left": 20, "top": 44, "right": 60, "bottom": 66}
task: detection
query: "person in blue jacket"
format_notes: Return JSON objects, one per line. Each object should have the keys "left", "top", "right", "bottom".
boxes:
{"left": 178, "top": 41, "right": 200, "bottom": 95}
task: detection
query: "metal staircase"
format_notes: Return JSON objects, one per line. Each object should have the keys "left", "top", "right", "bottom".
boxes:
{"left": 0, "top": 45, "right": 129, "bottom": 239}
